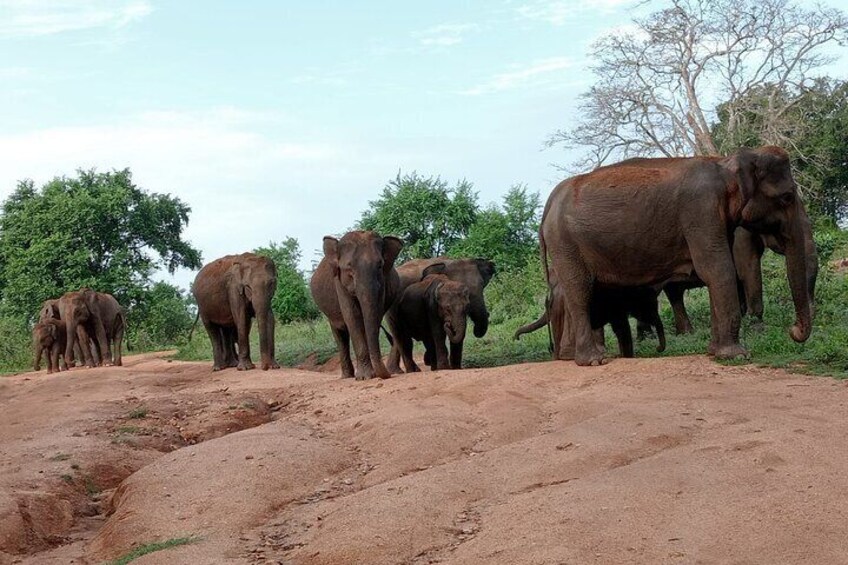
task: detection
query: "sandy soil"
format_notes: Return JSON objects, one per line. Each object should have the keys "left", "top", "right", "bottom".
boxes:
{"left": 1, "top": 352, "right": 847, "bottom": 564}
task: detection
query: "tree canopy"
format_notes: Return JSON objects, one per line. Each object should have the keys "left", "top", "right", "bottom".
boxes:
{"left": 254, "top": 238, "right": 318, "bottom": 324}
{"left": 0, "top": 168, "right": 202, "bottom": 318}
{"left": 550, "top": 0, "right": 847, "bottom": 170}
{"left": 358, "top": 172, "right": 479, "bottom": 262}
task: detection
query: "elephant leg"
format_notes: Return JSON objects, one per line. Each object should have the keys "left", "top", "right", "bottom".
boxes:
{"left": 449, "top": 340, "right": 463, "bottom": 370}
{"left": 422, "top": 339, "right": 438, "bottom": 371}
{"left": 50, "top": 344, "right": 61, "bottom": 373}
{"left": 330, "top": 325, "right": 355, "bottom": 379}
{"left": 665, "top": 285, "right": 694, "bottom": 334}
{"left": 76, "top": 326, "right": 96, "bottom": 367}
{"left": 548, "top": 247, "right": 603, "bottom": 366}
{"left": 384, "top": 312, "right": 405, "bottom": 374}
{"left": 610, "top": 316, "right": 634, "bottom": 358}
{"left": 401, "top": 334, "right": 420, "bottom": 373}
{"left": 636, "top": 319, "right": 654, "bottom": 340}
{"left": 228, "top": 292, "right": 255, "bottom": 371}
{"left": 734, "top": 227, "right": 765, "bottom": 320}
{"left": 692, "top": 248, "right": 747, "bottom": 359}
{"left": 202, "top": 317, "right": 227, "bottom": 371}
{"left": 112, "top": 321, "right": 124, "bottom": 367}
{"left": 91, "top": 316, "right": 111, "bottom": 366}
{"left": 592, "top": 327, "right": 605, "bottom": 356}
{"left": 348, "top": 302, "right": 375, "bottom": 380}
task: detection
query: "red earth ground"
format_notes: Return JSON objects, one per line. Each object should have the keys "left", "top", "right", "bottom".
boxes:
{"left": 1, "top": 352, "right": 847, "bottom": 564}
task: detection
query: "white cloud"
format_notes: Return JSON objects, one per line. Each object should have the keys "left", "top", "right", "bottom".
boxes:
{"left": 0, "top": 0, "right": 152, "bottom": 38}
{"left": 461, "top": 56, "right": 575, "bottom": 95}
{"left": 412, "top": 23, "right": 480, "bottom": 47}
{"left": 516, "top": 0, "right": 631, "bottom": 26}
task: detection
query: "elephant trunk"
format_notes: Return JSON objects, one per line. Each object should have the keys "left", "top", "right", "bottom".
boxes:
{"left": 785, "top": 217, "right": 813, "bottom": 343}
{"left": 446, "top": 314, "right": 467, "bottom": 345}
{"left": 360, "top": 287, "right": 390, "bottom": 379}
{"left": 64, "top": 318, "right": 78, "bottom": 368}
{"left": 254, "top": 293, "right": 276, "bottom": 370}
{"left": 468, "top": 295, "right": 490, "bottom": 338}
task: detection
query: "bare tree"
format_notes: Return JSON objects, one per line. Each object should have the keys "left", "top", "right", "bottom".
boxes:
{"left": 550, "top": 0, "right": 847, "bottom": 171}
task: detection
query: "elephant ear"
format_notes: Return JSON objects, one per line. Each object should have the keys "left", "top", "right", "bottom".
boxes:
{"left": 230, "top": 262, "right": 253, "bottom": 301}
{"left": 381, "top": 236, "right": 404, "bottom": 268}
{"left": 475, "top": 259, "right": 496, "bottom": 287}
{"left": 323, "top": 236, "right": 340, "bottom": 276}
{"left": 48, "top": 323, "right": 57, "bottom": 338}
{"left": 729, "top": 148, "right": 757, "bottom": 202}
{"left": 422, "top": 262, "right": 447, "bottom": 279}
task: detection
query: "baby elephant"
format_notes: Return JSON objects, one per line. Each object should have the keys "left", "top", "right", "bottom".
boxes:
{"left": 394, "top": 264, "right": 471, "bottom": 372}
{"left": 32, "top": 319, "right": 67, "bottom": 374}
{"left": 590, "top": 285, "right": 666, "bottom": 358}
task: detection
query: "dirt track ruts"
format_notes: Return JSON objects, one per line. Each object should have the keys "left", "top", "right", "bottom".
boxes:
{"left": 2, "top": 353, "right": 848, "bottom": 564}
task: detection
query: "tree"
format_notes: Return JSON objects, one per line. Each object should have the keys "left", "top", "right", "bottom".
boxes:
{"left": 712, "top": 79, "right": 848, "bottom": 220}
{"left": 550, "top": 0, "right": 847, "bottom": 170}
{"left": 129, "top": 281, "right": 195, "bottom": 347}
{"left": 358, "top": 172, "right": 479, "bottom": 261}
{"left": 448, "top": 185, "right": 541, "bottom": 271}
{"left": 0, "top": 168, "right": 202, "bottom": 319}
{"left": 254, "top": 238, "right": 318, "bottom": 324}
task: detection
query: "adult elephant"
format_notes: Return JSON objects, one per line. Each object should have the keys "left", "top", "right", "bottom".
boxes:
{"left": 665, "top": 206, "right": 818, "bottom": 334}
{"left": 193, "top": 253, "right": 280, "bottom": 371}
{"left": 310, "top": 231, "right": 403, "bottom": 380}
{"left": 58, "top": 289, "right": 125, "bottom": 367}
{"left": 542, "top": 146, "right": 811, "bottom": 366}
{"left": 385, "top": 257, "right": 495, "bottom": 373}
{"left": 38, "top": 298, "right": 94, "bottom": 365}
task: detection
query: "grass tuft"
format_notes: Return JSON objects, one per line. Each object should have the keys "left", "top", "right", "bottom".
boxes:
{"left": 106, "top": 535, "right": 200, "bottom": 565}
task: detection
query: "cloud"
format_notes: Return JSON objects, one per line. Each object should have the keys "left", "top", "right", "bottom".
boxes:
{"left": 461, "top": 56, "right": 575, "bottom": 95}
{"left": 516, "top": 0, "right": 631, "bottom": 26}
{"left": 0, "top": 0, "right": 152, "bottom": 38}
{"left": 412, "top": 23, "right": 480, "bottom": 47}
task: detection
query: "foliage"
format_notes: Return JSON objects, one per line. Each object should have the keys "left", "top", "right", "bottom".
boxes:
{"left": 127, "top": 282, "right": 195, "bottom": 350}
{"left": 358, "top": 172, "right": 479, "bottom": 261}
{"left": 550, "top": 0, "right": 847, "bottom": 170}
{"left": 448, "top": 185, "right": 541, "bottom": 272}
{"left": 0, "top": 168, "right": 202, "bottom": 319}
{"left": 253, "top": 238, "right": 319, "bottom": 324}
{"left": 0, "top": 315, "right": 33, "bottom": 374}
{"left": 712, "top": 79, "right": 848, "bottom": 221}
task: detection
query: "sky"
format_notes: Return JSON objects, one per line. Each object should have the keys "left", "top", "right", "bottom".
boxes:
{"left": 0, "top": 0, "right": 750, "bottom": 288}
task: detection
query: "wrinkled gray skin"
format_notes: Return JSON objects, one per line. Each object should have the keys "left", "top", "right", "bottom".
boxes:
{"left": 310, "top": 231, "right": 403, "bottom": 380}
{"left": 394, "top": 264, "right": 471, "bottom": 372}
{"left": 193, "top": 253, "right": 280, "bottom": 372}
{"left": 57, "top": 290, "right": 125, "bottom": 368}
{"left": 542, "top": 146, "right": 811, "bottom": 366}
{"left": 665, "top": 204, "right": 818, "bottom": 334}
{"left": 386, "top": 257, "right": 495, "bottom": 373}
{"left": 39, "top": 299, "right": 93, "bottom": 365}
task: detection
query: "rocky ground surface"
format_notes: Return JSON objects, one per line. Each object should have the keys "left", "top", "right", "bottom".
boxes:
{"left": 2, "top": 352, "right": 847, "bottom": 564}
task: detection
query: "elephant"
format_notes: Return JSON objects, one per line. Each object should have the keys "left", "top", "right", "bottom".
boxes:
{"left": 192, "top": 253, "right": 280, "bottom": 371}
{"left": 32, "top": 319, "right": 67, "bottom": 373}
{"left": 392, "top": 264, "right": 471, "bottom": 372}
{"left": 58, "top": 289, "right": 125, "bottom": 368}
{"left": 386, "top": 257, "right": 495, "bottom": 373}
{"left": 38, "top": 298, "right": 96, "bottom": 365}
{"left": 514, "top": 283, "right": 665, "bottom": 358}
{"left": 664, "top": 205, "right": 818, "bottom": 334}
{"left": 541, "top": 146, "right": 812, "bottom": 366}
{"left": 310, "top": 231, "right": 403, "bottom": 380}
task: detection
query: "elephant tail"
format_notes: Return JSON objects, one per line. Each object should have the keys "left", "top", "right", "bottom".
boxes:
{"left": 188, "top": 310, "right": 200, "bottom": 342}
{"left": 380, "top": 324, "right": 395, "bottom": 346}
{"left": 513, "top": 312, "right": 548, "bottom": 340}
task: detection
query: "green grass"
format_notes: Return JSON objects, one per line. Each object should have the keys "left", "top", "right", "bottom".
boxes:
{"left": 106, "top": 536, "right": 200, "bottom": 565}
{"left": 127, "top": 407, "right": 148, "bottom": 419}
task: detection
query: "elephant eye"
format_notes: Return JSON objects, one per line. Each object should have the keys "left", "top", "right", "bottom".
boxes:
{"left": 778, "top": 192, "right": 795, "bottom": 206}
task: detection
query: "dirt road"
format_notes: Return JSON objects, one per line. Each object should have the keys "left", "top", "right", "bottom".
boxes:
{"left": 2, "top": 353, "right": 847, "bottom": 564}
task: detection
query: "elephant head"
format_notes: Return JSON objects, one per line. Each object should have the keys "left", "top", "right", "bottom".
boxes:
{"left": 323, "top": 231, "right": 403, "bottom": 379}
{"left": 231, "top": 255, "right": 278, "bottom": 370}
{"left": 39, "top": 299, "right": 60, "bottom": 322}
{"left": 436, "top": 259, "right": 495, "bottom": 338}
{"left": 423, "top": 264, "right": 471, "bottom": 345}
{"left": 725, "top": 146, "right": 811, "bottom": 343}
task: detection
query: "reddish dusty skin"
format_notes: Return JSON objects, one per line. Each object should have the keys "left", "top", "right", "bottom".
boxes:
{"left": 2, "top": 353, "right": 848, "bottom": 564}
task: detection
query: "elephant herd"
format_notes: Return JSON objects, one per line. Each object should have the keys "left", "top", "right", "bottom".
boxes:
{"left": 32, "top": 289, "right": 126, "bottom": 373}
{"left": 32, "top": 146, "right": 817, "bottom": 378}
{"left": 189, "top": 146, "right": 815, "bottom": 377}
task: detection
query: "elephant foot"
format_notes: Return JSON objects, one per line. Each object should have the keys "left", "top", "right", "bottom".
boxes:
{"left": 212, "top": 365, "right": 223, "bottom": 372}
{"left": 114, "top": 360, "right": 123, "bottom": 367}
{"left": 714, "top": 344, "right": 749, "bottom": 360}
{"left": 237, "top": 361, "right": 256, "bottom": 371}
{"left": 261, "top": 360, "right": 281, "bottom": 370}
{"left": 575, "top": 349, "right": 608, "bottom": 367}
{"left": 676, "top": 324, "right": 694, "bottom": 335}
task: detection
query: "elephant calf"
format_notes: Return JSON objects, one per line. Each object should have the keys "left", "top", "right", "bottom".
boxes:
{"left": 394, "top": 265, "right": 471, "bottom": 372}
{"left": 33, "top": 319, "right": 67, "bottom": 374}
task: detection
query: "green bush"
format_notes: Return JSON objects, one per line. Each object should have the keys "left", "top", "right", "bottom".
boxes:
{"left": 0, "top": 315, "right": 32, "bottom": 374}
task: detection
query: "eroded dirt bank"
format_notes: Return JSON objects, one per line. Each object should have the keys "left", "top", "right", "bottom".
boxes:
{"left": 2, "top": 354, "right": 848, "bottom": 564}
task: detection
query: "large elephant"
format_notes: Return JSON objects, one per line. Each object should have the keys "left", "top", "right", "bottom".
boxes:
{"left": 192, "top": 253, "right": 280, "bottom": 371}
{"left": 58, "top": 289, "right": 125, "bottom": 368}
{"left": 38, "top": 298, "right": 96, "bottom": 365}
{"left": 386, "top": 257, "right": 495, "bottom": 373}
{"left": 665, "top": 205, "right": 818, "bottom": 334}
{"left": 393, "top": 265, "right": 471, "bottom": 372}
{"left": 310, "top": 231, "right": 403, "bottom": 380}
{"left": 542, "top": 146, "right": 812, "bottom": 366}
